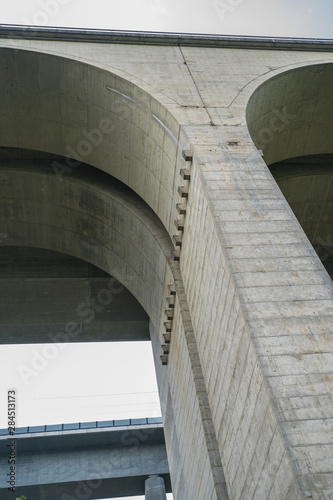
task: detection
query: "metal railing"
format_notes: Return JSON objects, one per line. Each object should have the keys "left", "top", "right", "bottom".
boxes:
{"left": 0, "top": 417, "right": 163, "bottom": 435}
{"left": 0, "top": 24, "right": 332, "bottom": 50}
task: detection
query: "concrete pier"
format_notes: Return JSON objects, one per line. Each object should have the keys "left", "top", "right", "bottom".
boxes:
{"left": 145, "top": 475, "right": 167, "bottom": 500}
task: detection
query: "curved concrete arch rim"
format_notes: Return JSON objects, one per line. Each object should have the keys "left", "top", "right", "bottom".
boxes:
{"left": 0, "top": 41, "right": 182, "bottom": 113}
{"left": 231, "top": 58, "right": 333, "bottom": 111}
{"left": 0, "top": 160, "right": 176, "bottom": 325}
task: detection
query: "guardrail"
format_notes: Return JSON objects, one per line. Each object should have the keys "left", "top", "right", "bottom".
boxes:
{"left": 0, "top": 417, "right": 163, "bottom": 435}
{"left": 0, "top": 25, "right": 332, "bottom": 50}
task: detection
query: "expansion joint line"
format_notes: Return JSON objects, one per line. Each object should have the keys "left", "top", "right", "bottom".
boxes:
{"left": 178, "top": 45, "right": 215, "bottom": 125}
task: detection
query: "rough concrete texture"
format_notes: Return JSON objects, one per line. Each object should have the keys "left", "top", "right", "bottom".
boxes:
{"left": 145, "top": 475, "right": 167, "bottom": 500}
{"left": 0, "top": 29, "right": 333, "bottom": 499}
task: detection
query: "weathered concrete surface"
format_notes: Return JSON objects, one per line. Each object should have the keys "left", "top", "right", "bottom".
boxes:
{"left": 145, "top": 475, "right": 167, "bottom": 500}
{"left": 0, "top": 28, "right": 333, "bottom": 499}
{"left": 0, "top": 422, "right": 171, "bottom": 499}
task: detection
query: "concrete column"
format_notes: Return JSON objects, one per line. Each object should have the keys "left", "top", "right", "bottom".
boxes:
{"left": 145, "top": 475, "right": 167, "bottom": 500}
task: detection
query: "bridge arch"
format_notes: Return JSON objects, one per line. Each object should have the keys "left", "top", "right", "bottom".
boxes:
{"left": 0, "top": 156, "right": 174, "bottom": 334}
{"left": 246, "top": 63, "right": 333, "bottom": 279}
{"left": 0, "top": 46, "right": 181, "bottom": 235}
{"left": 246, "top": 62, "right": 333, "bottom": 165}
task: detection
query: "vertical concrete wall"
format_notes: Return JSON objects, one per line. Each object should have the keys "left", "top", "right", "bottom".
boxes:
{"left": 178, "top": 133, "right": 303, "bottom": 498}
{"left": 151, "top": 262, "right": 228, "bottom": 499}
{"left": 177, "top": 117, "right": 333, "bottom": 498}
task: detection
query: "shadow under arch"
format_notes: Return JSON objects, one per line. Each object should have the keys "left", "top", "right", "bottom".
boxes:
{"left": 246, "top": 62, "right": 333, "bottom": 165}
{"left": 0, "top": 153, "right": 175, "bottom": 342}
{"left": 246, "top": 63, "right": 333, "bottom": 279}
{"left": 0, "top": 244, "right": 151, "bottom": 344}
{"left": 0, "top": 46, "right": 180, "bottom": 234}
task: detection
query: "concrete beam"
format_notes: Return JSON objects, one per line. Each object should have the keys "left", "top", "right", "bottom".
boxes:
{"left": 0, "top": 422, "right": 171, "bottom": 499}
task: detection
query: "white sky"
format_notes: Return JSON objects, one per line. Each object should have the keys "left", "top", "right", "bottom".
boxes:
{"left": 0, "top": 1, "right": 332, "bottom": 499}
{"left": 0, "top": 0, "right": 333, "bottom": 38}
{"left": 1, "top": 342, "right": 161, "bottom": 427}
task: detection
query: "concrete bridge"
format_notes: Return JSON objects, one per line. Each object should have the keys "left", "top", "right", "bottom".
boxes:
{"left": 0, "top": 25, "right": 332, "bottom": 499}
{"left": 0, "top": 419, "right": 170, "bottom": 499}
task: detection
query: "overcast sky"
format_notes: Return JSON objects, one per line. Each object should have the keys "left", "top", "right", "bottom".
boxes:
{"left": 0, "top": 0, "right": 332, "bottom": 38}
{"left": 0, "top": 1, "right": 332, "bottom": 499}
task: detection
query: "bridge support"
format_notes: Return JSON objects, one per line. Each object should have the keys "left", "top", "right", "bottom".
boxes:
{"left": 1, "top": 27, "right": 333, "bottom": 499}
{"left": 145, "top": 475, "right": 167, "bottom": 500}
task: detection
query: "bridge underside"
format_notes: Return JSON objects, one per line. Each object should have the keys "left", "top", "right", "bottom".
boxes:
{"left": 0, "top": 422, "right": 171, "bottom": 499}
{"left": 13, "top": 476, "right": 171, "bottom": 500}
